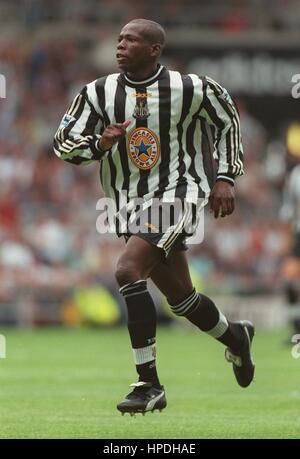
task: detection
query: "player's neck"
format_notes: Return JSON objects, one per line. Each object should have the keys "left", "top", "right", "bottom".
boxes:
{"left": 126, "top": 63, "right": 159, "bottom": 82}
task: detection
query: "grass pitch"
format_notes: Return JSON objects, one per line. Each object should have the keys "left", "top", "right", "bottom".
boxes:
{"left": 0, "top": 325, "right": 299, "bottom": 439}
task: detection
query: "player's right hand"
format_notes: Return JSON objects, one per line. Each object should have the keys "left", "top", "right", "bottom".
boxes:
{"left": 209, "top": 180, "right": 235, "bottom": 218}
{"left": 99, "top": 120, "right": 131, "bottom": 151}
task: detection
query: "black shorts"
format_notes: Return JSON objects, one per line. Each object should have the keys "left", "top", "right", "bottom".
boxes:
{"left": 122, "top": 198, "right": 206, "bottom": 259}
{"left": 124, "top": 230, "right": 188, "bottom": 258}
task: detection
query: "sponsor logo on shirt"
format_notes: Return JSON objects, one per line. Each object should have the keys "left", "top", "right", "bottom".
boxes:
{"left": 127, "top": 127, "right": 160, "bottom": 170}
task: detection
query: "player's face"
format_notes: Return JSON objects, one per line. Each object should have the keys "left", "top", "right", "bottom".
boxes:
{"left": 116, "top": 24, "right": 155, "bottom": 73}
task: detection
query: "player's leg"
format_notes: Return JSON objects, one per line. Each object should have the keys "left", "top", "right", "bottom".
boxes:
{"left": 115, "top": 235, "right": 166, "bottom": 414}
{"left": 150, "top": 250, "right": 255, "bottom": 388}
{"left": 150, "top": 249, "right": 194, "bottom": 302}
{"left": 150, "top": 250, "right": 243, "bottom": 346}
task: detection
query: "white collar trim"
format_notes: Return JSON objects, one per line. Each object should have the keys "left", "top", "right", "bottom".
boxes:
{"left": 124, "top": 65, "right": 164, "bottom": 85}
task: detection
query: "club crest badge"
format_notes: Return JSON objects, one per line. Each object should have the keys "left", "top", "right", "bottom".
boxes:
{"left": 133, "top": 99, "right": 150, "bottom": 120}
{"left": 132, "top": 92, "right": 151, "bottom": 120}
{"left": 127, "top": 127, "right": 160, "bottom": 170}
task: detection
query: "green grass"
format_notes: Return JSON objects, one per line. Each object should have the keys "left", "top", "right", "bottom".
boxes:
{"left": 0, "top": 325, "right": 299, "bottom": 439}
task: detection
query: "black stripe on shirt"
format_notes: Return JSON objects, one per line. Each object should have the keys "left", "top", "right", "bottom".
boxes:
{"left": 114, "top": 81, "right": 130, "bottom": 194}
{"left": 135, "top": 85, "right": 150, "bottom": 198}
{"left": 95, "top": 77, "right": 110, "bottom": 127}
{"left": 154, "top": 71, "right": 171, "bottom": 197}
{"left": 82, "top": 102, "right": 100, "bottom": 130}
{"left": 174, "top": 74, "right": 194, "bottom": 199}
{"left": 185, "top": 117, "right": 206, "bottom": 199}
{"left": 200, "top": 118, "right": 216, "bottom": 190}
{"left": 95, "top": 77, "right": 119, "bottom": 211}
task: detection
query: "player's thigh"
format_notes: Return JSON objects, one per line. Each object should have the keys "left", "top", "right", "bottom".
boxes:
{"left": 117, "top": 235, "right": 163, "bottom": 279}
{"left": 150, "top": 250, "right": 193, "bottom": 303}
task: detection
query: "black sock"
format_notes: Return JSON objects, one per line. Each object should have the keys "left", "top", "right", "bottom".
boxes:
{"left": 169, "top": 289, "right": 243, "bottom": 350}
{"left": 119, "top": 280, "right": 160, "bottom": 387}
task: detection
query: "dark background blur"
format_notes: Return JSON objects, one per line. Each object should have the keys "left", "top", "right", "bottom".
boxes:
{"left": 1, "top": 0, "right": 299, "bottom": 327}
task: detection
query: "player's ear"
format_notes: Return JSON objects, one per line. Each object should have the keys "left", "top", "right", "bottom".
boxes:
{"left": 150, "top": 43, "right": 162, "bottom": 58}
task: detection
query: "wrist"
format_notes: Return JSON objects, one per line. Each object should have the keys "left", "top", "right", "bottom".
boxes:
{"left": 89, "top": 136, "right": 109, "bottom": 160}
{"left": 97, "top": 138, "right": 109, "bottom": 153}
{"left": 216, "top": 174, "right": 235, "bottom": 186}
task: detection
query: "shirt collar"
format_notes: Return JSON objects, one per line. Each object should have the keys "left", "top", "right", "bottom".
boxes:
{"left": 123, "top": 65, "right": 165, "bottom": 86}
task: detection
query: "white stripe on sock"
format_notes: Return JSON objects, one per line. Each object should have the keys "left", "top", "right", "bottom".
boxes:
{"left": 206, "top": 310, "right": 229, "bottom": 338}
{"left": 122, "top": 290, "right": 148, "bottom": 298}
{"left": 133, "top": 344, "right": 156, "bottom": 365}
{"left": 170, "top": 289, "right": 198, "bottom": 315}
{"left": 119, "top": 279, "right": 146, "bottom": 294}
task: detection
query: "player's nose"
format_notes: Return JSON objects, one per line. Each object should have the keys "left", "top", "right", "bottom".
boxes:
{"left": 117, "top": 40, "right": 126, "bottom": 50}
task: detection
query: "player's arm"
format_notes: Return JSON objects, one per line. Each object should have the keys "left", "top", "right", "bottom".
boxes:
{"left": 54, "top": 83, "right": 131, "bottom": 165}
{"left": 199, "top": 76, "right": 243, "bottom": 217}
{"left": 200, "top": 76, "right": 244, "bottom": 183}
{"left": 53, "top": 83, "right": 106, "bottom": 166}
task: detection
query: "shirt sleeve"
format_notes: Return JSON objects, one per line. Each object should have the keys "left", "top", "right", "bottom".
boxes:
{"left": 199, "top": 76, "right": 244, "bottom": 185}
{"left": 53, "top": 83, "right": 105, "bottom": 166}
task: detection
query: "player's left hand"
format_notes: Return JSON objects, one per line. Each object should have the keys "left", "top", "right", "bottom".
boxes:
{"left": 209, "top": 180, "right": 235, "bottom": 218}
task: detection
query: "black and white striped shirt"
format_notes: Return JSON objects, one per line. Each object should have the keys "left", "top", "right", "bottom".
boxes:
{"left": 54, "top": 65, "right": 243, "bottom": 209}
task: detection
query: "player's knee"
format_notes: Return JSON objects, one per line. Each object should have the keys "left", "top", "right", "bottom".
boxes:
{"left": 115, "top": 260, "right": 143, "bottom": 287}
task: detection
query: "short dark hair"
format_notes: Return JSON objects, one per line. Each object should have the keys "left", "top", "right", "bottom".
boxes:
{"left": 127, "top": 18, "right": 166, "bottom": 48}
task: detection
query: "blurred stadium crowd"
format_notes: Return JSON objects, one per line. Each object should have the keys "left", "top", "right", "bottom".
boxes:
{"left": 0, "top": 0, "right": 299, "bottom": 325}
{"left": 1, "top": 0, "right": 300, "bottom": 31}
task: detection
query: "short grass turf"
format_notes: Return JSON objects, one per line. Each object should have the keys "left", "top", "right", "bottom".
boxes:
{"left": 0, "top": 325, "right": 299, "bottom": 439}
